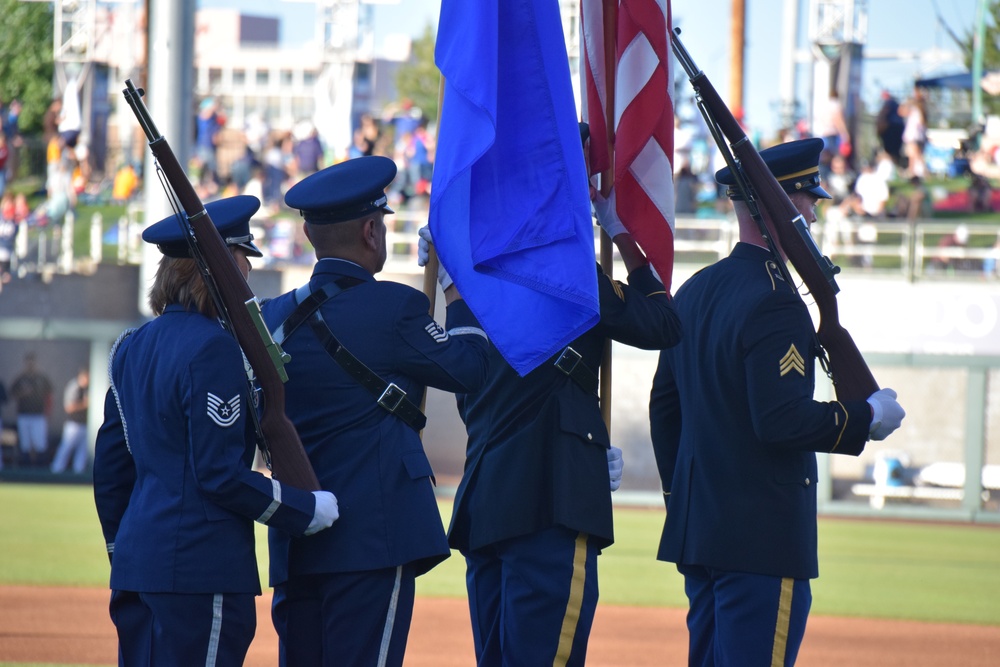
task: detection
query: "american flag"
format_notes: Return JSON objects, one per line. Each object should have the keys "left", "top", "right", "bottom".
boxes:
{"left": 581, "top": 0, "right": 676, "bottom": 291}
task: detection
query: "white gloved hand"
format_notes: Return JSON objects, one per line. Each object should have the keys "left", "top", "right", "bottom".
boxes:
{"left": 867, "top": 388, "right": 905, "bottom": 441}
{"left": 593, "top": 189, "right": 627, "bottom": 239}
{"left": 607, "top": 445, "right": 624, "bottom": 492}
{"left": 305, "top": 490, "right": 340, "bottom": 536}
{"left": 417, "top": 225, "right": 454, "bottom": 291}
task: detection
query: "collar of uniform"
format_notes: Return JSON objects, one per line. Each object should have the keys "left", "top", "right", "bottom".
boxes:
{"left": 730, "top": 242, "right": 775, "bottom": 261}
{"left": 312, "top": 257, "right": 375, "bottom": 282}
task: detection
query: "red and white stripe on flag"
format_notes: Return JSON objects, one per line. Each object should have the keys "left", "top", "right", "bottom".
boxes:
{"left": 582, "top": 0, "right": 676, "bottom": 292}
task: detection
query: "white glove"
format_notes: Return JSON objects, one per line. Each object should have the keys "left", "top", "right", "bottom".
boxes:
{"left": 417, "top": 225, "right": 453, "bottom": 291}
{"left": 607, "top": 445, "right": 624, "bottom": 492}
{"left": 593, "top": 189, "right": 627, "bottom": 239}
{"left": 305, "top": 490, "right": 340, "bottom": 536}
{"left": 867, "top": 388, "right": 905, "bottom": 441}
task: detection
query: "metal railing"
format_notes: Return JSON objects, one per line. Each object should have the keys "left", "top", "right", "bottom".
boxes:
{"left": 4, "top": 208, "right": 999, "bottom": 283}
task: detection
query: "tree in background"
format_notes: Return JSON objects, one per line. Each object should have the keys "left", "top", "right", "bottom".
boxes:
{"left": 0, "top": 0, "right": 55, "bottom": 134}
{"left": 395, "top": 24, "right": 439, "bottom": 128}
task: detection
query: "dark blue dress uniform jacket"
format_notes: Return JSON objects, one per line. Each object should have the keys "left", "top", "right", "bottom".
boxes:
{"left": 649, "top": 243, "right": 871, "bottom": 581}
{"left": 448, "top": 264, "right": 681, "bottom": 553}
{"left": 261, "top": 258, "right": 490, "bottom": 584}
{"left": 93, "top": 305, "right": 316, "bottom": 594}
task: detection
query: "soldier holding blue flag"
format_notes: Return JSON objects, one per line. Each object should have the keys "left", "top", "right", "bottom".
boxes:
{"left": 419, "top": 124, "right": 683, "bottom": 666}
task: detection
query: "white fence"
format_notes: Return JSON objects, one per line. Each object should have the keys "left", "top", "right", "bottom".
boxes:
{"left": 6, "top": 208, "right": 1000, "bottom": 283}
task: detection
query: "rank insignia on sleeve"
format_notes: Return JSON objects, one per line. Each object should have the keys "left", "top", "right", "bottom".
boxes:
{"left": 424, "top": 321, "right": 449, "bottom": 343}
{"left": 207, "top": 392, "right": 241, "bottom": 427}
{"left": 779, "top": 344, "right": 806, "bottom": 377}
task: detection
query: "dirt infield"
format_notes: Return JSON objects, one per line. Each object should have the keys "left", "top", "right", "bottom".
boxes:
{"left": 1, "top": 586, "right": 998, "bottom": 666}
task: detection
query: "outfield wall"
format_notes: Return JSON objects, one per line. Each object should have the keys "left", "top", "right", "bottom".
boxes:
{"left": 1, "top": 261, "right": 997, "bottom": 523}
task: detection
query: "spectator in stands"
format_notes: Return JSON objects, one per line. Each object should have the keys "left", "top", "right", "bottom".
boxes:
{"left": 195, "top": 97, "right": 223, "bottom": 186}
{"left": 674, "top": 161, "right": 700, "bottom": 215}
{"left": 876, "top": 90, "right": 905, "bottom": 165}
{"left": 0, "top": 132, "right": 9, "bottom": 198}
{"left": 901, "top": 89, "right": 927, "bottom": 179}
{"left": 292, "top": 121, "right": 324, "bottom": 178}
{"left": 893, "top": 176, "right": 929, "bottom": 221}
{"left": 0, "top": 192, "right": 16, "bottom": 284}
{"left": 850, "top": 162, "right": 890, "bottom": 219}
{"left": 933, "top": 224, "right": 970, "bottom": 273}
{"left": 111, "top": 162, "right": 139, "bottom": 204}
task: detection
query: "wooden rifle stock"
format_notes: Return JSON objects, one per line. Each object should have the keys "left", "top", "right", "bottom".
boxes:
{"left": 669, "top": 34, "right": 879, "bottom": 402}
{"left": 123, "top": 80, "right": 320, "bottom": 490}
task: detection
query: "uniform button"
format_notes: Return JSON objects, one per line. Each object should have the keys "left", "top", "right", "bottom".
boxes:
{"left": 587, "top": 433, "right": 593, "bottom": 441}
{"left": 804, "top": 478, "right": 811, "bottom": 486}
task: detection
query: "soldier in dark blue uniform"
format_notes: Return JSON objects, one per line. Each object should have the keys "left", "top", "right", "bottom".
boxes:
{"left": 93, "top": 195, "right": 340, "bottom": 666}
{"left": 649, "top": 138, "right": 905, "bottom": 666}
{"left": 260, "top": 156, "right": 490, "bottom": 666}
{"left": 425, "top": 125, "right": 683, "bottom": 666}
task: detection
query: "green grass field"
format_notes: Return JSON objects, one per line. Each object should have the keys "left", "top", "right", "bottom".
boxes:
{"left": 2, "top": 483, "right": 999, "bottom": 627}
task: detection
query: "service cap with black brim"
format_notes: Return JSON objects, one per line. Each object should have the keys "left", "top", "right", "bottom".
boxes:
{"left": 284, "top": 155, "right": 397, "bottom": 224}
{"left": 715, "top": 137, "right": 832, "bottom": 201}
{"left": 142, "top": 194, "right": 264, "bottom": 258}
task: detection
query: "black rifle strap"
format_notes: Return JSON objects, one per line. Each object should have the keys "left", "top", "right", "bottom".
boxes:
{"left": 306, "top": 310, "right": 427, "bottom": 431}
{"left": 272, "top": 277, "right": 427, "bottom": 431}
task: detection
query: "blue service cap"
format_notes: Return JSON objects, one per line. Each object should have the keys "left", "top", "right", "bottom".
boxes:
{"left": 142, "top": 195, "right": 264, "bottom": 258}
{"left": 284, "top": 155, "right": 396, "bottom": 224}
{"left": 716, "top": 137, "right": 831, "bottom": 200}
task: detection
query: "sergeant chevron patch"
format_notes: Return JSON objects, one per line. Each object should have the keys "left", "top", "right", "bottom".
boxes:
{"left": 425, "top": 321, "right": 449, "bottom": 343}
{"left": 207, "top": 392, "right": 241, "bottom": 427}
{"left": 779, "top": 344, "right": 806, "bottom": 377}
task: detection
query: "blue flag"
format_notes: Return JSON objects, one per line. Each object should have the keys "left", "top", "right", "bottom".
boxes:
{"left": 431, "top": 0, "right": 600, "bottom": 376}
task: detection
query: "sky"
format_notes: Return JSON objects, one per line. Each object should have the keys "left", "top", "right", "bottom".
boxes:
{"left": 200, "top": 0, "right": 979, "bottom": 138}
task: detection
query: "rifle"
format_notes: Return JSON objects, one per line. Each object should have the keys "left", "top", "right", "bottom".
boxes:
{"left": 669, "top": 31, "right": 879, "bottom": 402}
{"left": 123, "top": 80, "right": 320, "bottom": 490}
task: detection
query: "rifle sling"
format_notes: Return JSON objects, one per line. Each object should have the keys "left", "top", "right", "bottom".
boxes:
{"left": 273, "top": 278, "right": 427, "bottom": 432}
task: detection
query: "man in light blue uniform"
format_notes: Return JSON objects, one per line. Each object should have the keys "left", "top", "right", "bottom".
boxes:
{"left": 261, "top": 156, "right": 490, "bottom": 666}
{"left": 650, "top": 138, "right": 905, "bottom": 666}
{"left": 93, "top": 196, "right": 339, "bottom": 666}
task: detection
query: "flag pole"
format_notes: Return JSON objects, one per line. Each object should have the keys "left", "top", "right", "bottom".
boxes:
{"left": 422, "top": 75, "right": 446, "bottom": 319}
{"left": 420, "top": 75, "right": 446, "bottom": 419}
{"left": 598, "top": 0, "right": 617, "bottom": 431}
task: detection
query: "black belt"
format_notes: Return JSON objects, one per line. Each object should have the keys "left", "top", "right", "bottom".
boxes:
{"left": 273, "top": 279, "right": 427, "bottom": 432}
{"left": 554, "top": 346, "right": 599, "bottom": 395}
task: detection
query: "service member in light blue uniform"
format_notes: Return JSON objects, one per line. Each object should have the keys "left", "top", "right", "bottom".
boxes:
{"left": 650, "top": 138, "right": 905, "bottom": 666}
{"left": 432, "top": 124, "right": 683, "bottom": 666}
{"left": 261, "top": 156, "right": 490, "bottom": 667}
{"left": 93, "top": 196, "right": 339, "bottom": 667}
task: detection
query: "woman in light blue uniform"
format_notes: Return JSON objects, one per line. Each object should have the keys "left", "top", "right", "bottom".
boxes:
{"left": 93, "top": 196, "right": 339, "bottom": 666}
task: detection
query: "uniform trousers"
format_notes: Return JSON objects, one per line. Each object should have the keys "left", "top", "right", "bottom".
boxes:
{"left": 463, "top": 526, "right": 599, "bottom": 667}
{"left": 273, "top": 565, "right": 416, "bottom": 667}
{"left": 108, "top": 588, "right": 256, "bottom": 667}
{"left": 677, "top": 564, "right": 812, "bottom": 667}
